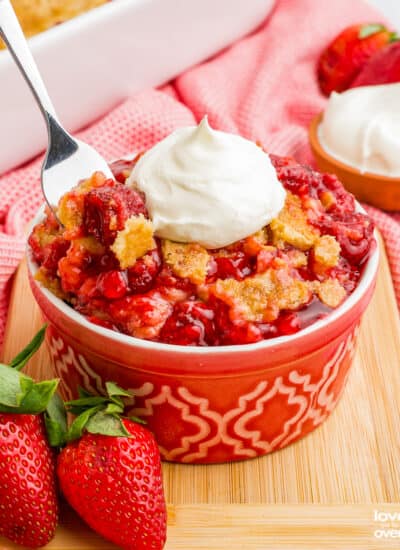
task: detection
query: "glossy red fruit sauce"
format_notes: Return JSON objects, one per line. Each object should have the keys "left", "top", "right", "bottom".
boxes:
{"left": 29, "top": 155, "right": 374, "bottom": 346}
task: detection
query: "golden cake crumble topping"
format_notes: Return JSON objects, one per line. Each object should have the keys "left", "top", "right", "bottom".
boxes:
{"left": 57, "top": 171, "right": 108, "bottom": 231}
{"left": 313, "top": 235, "right": 341, "bottom": 268}
{"left": 213, "top": 266, "right": 312, "bottom": 323}
{"left": 1, "top": 1, "right": 110, "bottom": 48}
{"left": 270, "top": 192, "right": 320, "bottom": 250}
{"left": 313, "top": 279, "right": 347, "bottom": 309}
{"left": 162, "top": 241, "right": 210, "bottom": 285}
{"left": 111, "top": 215, "right": 155, "bottom": 270}
{"left": 28, "top": 154, "right": 374, "bottom": 346}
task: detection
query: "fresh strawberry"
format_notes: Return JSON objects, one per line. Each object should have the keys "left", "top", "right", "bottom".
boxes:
{"left": 317, "top": 23, "right": 397, "bottom": 95}
{"left": 56, "top": 383, "right": 167, "bottom": 550}
{"left": 350, "top": 40, "right": 400, "bottom": 87}
{"left": 0, "top": 327, "right": 59, "bottom": 548}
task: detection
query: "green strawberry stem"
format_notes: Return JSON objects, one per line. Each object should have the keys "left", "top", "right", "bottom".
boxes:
{"left": 0, "top": 325, "right": 59, "bottom": 415}
{"left": 0, "top": 325, "right": 145, "bottom": 447}
{"left": 9, "top": 324, "right": 46, "bottom": 371}
{"left": 45, "top": 392, "right": 68, "bottom": 447}
{"left": 358, "top": 23, "right": 386, "bottom": 39}
{"left": 358, "top": 23, "right": 398, "bottom": 43}
{"left": 64, "top": 381, "right": 145, "bottom": 442}
{"left": 46, "top": 381, "right": 145, "bottom": 447}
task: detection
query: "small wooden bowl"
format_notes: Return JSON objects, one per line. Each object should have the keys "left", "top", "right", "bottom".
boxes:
{"left": 309, "top": 112, "right": 400, "bottom": 211}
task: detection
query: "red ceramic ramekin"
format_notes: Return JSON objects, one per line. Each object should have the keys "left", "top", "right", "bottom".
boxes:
{"left": 27, "top": 210, "right": 379, "bottom": 464}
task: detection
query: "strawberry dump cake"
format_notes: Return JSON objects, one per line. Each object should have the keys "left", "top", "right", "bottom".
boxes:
{"left": 29, "top": 118, "right": 374, "bottom": 346}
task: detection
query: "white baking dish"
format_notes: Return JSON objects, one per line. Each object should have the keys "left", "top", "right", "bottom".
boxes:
{"left": 0, "top": 0, "right": 275, "bottom": 174}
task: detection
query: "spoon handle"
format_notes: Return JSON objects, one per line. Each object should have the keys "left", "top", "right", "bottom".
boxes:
{"left": 0, "top": 0, "right": 58, "bottom": 124}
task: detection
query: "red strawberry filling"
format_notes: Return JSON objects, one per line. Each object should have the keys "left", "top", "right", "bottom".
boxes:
{"left": 159, "top": 301, "right": 216, "bottom": 346}
{"left": 29, "top": 154, "right": 374, "bottom": 346}
{"left": 84, "top": 184, "right": 147, "bottom": 245}
{"left": 127, "top": 247, "right": 162, "bottom": 294}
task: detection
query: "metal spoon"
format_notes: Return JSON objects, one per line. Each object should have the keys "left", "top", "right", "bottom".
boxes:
{"left": 0, "top": 0, "right": 113, "bottom": 216}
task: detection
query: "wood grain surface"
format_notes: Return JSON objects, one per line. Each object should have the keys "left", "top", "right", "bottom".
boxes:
{"left": 1, "top": 239, "right": 399, "bottom": 549}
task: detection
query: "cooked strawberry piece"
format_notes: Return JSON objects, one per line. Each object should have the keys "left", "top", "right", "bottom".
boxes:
{"left": 28, "top": 229, "right": 69, "bottom": 275}
{"left": 276, "top": 311, "right": 301, "bottom": 335}
{"left": 315, "top": 212, "right": 374, "bottom": 264}
{"left": 269, "top": 154, "right": 298, "bottom": 171}
{"left": 41, "top": 237, "right": 70, "bottom": 274}
{"left": 256, "top": 247, "right": 278, "bottom": 274}
{"left": 156, "top": 265, "right": 196, "bottom": 295}
{"left": 28, "top": 209, "right": 65, "bottom": 270}
{"left": 272, "top": 162, "right": 315, "bottom": 196}
{"left": 318, "top": 23, "right": 397, "bottom": 95}
{"left": 83, "top": 184, "right": 147, "bottom": 245}
{"left": 96, "top": 270, "right": 128, "bottom": 299}
{"left": 159, "top": 301, "right": 216, "bottom": 345}
{"left": 296, "top": 296, "right": 332, "bottom": 326}
{"left": 75, "top": 275, "right": 97, "bottom": 300}
{"left": 58, "top": 243, "right": 95, "bottom": 293}
{"left": 209, "top": 251, "right": 254, "bottom": 281}
{"left": 109, "top": 292, "right": 172, "bottom": 338}
{"left": 86, "top": 316, "right": 117, "bottom": 330}
{"left": 58, "top": 259, "right": 86, "bottom": 293}
{"left": 28, "top": 229, "right": 44, "bottom": 264}
{"left": 75, "top": 298, "right": 111, "bottom": 322}
{"left": 219, "top": 319, "right": 263, "bottom": 345}
{"left": 330, "top": 258, "right": 360, "bottom": 294}
{"left": 351, "top": 40, "right": 400, "bottom": 87}
{"left": 257, "top": 322, "right": 279, "bottom": 339}
{"left": 318, "top": 173, "right": 355, "bottom": 213}
{"left": 93, "top": 251, "right": 120, "bottom": 272}
{"left": 127, "top": 247, "right": 161, "bottom": 294}
{"left": 211, "top": 297, "right": 263, "bottom": 345}
{"left": 109, "top": 158, "right": 138, "bottom": 183}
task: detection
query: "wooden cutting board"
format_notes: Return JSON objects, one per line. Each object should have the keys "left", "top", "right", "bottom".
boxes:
{"left": 1, "top": 240, "right": 400, "bottom": 549}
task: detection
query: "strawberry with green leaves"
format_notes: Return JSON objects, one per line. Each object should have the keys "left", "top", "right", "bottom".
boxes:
{"left": 0, "top": 326, "right": 167, "bottom": 549}
{"left": 53, "top": 382, "right": 167, "bottom": 550}
{"left": 317, "top": 23, "right": 398, "bottom": 95}
{"left": 0, "top": 327, "right": 59, "bottom": 548}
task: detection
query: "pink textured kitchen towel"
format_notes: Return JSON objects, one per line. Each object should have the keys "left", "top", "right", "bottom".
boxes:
{"left": 0, "top": 0, "right": 398, "bottom": 345}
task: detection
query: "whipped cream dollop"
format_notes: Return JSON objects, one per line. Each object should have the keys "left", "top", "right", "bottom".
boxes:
{"left": 319, "top": 83, "right": 400, "bottom": 178}
{"left": 127, "top": 117, "right": 286, "bottom": 248}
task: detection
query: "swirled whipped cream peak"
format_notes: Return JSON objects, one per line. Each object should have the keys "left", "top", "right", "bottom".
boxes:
{"left": 319, "top": 83, "right": 400, "bottom": 178}
{"left": 127, "top": 116, "right": 286, "bottom": 248}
